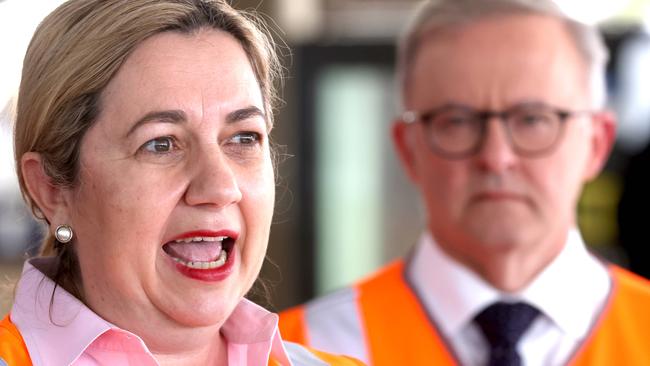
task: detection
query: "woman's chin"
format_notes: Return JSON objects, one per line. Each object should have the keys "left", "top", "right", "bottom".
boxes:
{"left": 149, "top": 248, "right": 257, "bottom": 328}
{"left": 168, "top": 298, "right": 238, "bottom": 328}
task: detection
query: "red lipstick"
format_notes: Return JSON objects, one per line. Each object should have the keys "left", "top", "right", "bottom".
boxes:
{"left": 164, "top": 230, "right": 238, "bottom": 282}
{"left": 168, "top": 230, "right": 239, "bottom": 242}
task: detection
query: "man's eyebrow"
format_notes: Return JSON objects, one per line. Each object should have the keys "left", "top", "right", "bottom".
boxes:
{"left": 126, "top": 110, "right": 187, "bottom": 137}
{"left": 226, "top": 106, "right": 266, "bottom": 124}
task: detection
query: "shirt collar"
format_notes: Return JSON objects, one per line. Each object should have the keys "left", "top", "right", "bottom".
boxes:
{"left": 10, "top": 258, "right": 291, "bottom": 366}
{"left": 406, "top": 229, "right": 611, "bottom": 341}
{"left": 406, "top": 232, "right": 499, "bottom": 337}
{"left": 223, "top": 296, "right": 292, "bottom": 365}
{"left": 10, "top": 258, "right": 116, "bottom": 366}
{"left": 520, "top": 229, "right": 611, "bottom": 339}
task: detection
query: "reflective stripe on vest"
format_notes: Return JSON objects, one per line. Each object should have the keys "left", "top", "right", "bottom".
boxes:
{"left": 305, "top": 287, "right": 369, "bottom": 364}
{"left": 279, "top": 260, "right": 650, "bottom": 366}
{"left": 277, "top": 342, "right": 366, "bottom": 365}
{"left": 279, "top": 288, "right": 370, "bottom": 364}
{"left": 284, "top": 342, "right": 330, "bottom": 366}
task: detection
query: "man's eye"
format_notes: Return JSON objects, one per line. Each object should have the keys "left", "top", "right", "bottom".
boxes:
{"left": 141, "top": 136, "right": 176, "bottom": 153}
{"left": 435, "top": 112, "right": 476, "bottom": 129}
{"left": 516, "top": 113, "right": 552, "bottom": 126}
{"left": 445, "top": 115, "right": 473, "bottom": 125}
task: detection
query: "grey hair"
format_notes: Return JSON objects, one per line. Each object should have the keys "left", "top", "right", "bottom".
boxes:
{"left": 397, "top": 0, "right": 609, "bottom": 109}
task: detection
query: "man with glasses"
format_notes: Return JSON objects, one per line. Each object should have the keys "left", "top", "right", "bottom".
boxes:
{"left": 280, "top": 0, "right": 650, "bottom": 365}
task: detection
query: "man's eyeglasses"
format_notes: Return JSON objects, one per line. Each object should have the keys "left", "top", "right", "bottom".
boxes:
{"left": 402, "top": 103, "right": 593, "bottom": 159}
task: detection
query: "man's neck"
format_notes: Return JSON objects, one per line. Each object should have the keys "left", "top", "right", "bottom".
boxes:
{"left": 438, "top": 229, "right": 568, "bottom": 292}
{"left": 469, "top": 248, "right": 562, "bottom": 292}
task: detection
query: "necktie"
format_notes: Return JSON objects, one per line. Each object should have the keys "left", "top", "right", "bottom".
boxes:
{"left": 474, "top": 302, "right": 540, "bottom": 366}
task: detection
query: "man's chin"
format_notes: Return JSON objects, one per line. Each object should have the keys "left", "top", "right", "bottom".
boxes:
{"left": 462, "top": 220, "right": 541, "bottom": 253}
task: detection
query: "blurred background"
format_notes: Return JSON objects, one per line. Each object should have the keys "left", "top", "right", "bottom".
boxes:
{"left": 2, "top": 0, "right": 650, "bottom": 316}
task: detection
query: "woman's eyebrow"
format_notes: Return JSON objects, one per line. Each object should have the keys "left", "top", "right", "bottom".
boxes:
{"left": 126, "top": 110, "right": 187, "bottom": 137}
{"left": 125, "top": 106, "right": 265, "bottom": 137}
{"left": 226, "top": 106, "right": 266, "bottom": 124}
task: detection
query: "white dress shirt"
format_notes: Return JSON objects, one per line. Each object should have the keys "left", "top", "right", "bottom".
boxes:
{"left": 405, "top": 229, "right": 611, "bottom": 366}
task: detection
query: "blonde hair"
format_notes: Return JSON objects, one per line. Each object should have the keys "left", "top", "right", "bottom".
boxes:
{"left": 14, "top": 0, "right": 281, "bottom": 298}
{"left": 398, "top": 0, "right": 609, "bottom": 109}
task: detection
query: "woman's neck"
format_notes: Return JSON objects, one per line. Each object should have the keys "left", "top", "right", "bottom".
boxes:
{"left": 152, "top": 331, "right": 228, "bottom": 366}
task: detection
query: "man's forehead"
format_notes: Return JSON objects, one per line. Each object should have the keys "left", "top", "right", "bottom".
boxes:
{"left": 415, "top": 14, "right": 572, "bottom": 58}
{"left": 404, "top": 14, "right": 589, "bottom": 109}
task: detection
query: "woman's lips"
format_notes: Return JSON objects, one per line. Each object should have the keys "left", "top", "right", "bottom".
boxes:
{"left": 163, "top": 230, "right": 238, "bottom": 282}
{"left": 167, "top": 230, "right": 239, "bottom": 243}
{"left": 171, "top": 249, "right": 236, "bottom": 282}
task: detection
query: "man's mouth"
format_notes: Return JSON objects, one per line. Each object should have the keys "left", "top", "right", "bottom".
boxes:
{"left": 162, "top": 233, "right": 236, "bottom": 270}
{"left": 473, "top": 191, "right": 522, "bottom": 200}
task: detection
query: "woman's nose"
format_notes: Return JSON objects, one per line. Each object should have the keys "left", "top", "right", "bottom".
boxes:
{"left": 184, "top": 144, "right": 242, "bottom": 208}
{"left": 474, "top": 118, "right": 518, "bottom": 173}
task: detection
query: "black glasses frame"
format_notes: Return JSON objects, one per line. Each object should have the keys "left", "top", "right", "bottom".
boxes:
{"left": 402, "top": 104, "right": 593, "bottom": 159}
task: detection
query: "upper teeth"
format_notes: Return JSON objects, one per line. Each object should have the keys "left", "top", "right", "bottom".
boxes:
{"left": 174, "top": 236, "right": 227, "bottom": 243}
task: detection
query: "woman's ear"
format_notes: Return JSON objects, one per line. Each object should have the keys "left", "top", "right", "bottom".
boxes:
{"left": 21, "top": 152, "right": 69, "bottom": 224}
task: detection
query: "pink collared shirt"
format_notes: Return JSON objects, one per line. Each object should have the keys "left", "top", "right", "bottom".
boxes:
{"left": 9, "top": 258, "right": 294, "bottom": 366}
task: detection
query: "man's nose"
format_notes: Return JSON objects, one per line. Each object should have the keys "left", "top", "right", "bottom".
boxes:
{"left": 184, "top": 144, "right": 243, "bottom": 208}
{"left": 474, "top": 118, "right": 518, "bottom": 173}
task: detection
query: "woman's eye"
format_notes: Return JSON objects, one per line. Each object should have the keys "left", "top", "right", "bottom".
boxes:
{"left": 140, "top": 136, "right": 176, "bottom": 154}
{"left": 229, "top": 132, "right": 261, "bottom": 145}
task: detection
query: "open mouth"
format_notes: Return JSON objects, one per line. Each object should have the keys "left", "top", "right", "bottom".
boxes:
{"left": 163, "top": 235, "right": 236, "bottom": 270}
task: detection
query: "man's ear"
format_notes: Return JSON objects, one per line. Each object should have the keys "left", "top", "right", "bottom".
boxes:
{"left": 392, "top": 119, "right": 420, "bottom": 183}
{"left": 583, "top": 110, "right": 617, "bottom": 181}
{"left": 21, "top": 152, "right": 69, "bottom": 225}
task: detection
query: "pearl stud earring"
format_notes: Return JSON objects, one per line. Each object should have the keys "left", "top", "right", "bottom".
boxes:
{"left": 55, "top": 224, "right": 74, "bottom": 244}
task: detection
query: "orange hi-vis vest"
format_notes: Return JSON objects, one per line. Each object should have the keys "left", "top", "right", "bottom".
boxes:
{"left": 279, "top": 260, "right": 650, "bottom": 365}
{"left": 0, "top": 315, "right": 364, "bottom": 366}
{"left": 0, "top": 316, "right": 31, "bottom": 365}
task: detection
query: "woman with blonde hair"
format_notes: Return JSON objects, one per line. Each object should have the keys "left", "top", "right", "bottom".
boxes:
{"left": 0, "top": 0, "right": 362, "bottom": 365}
